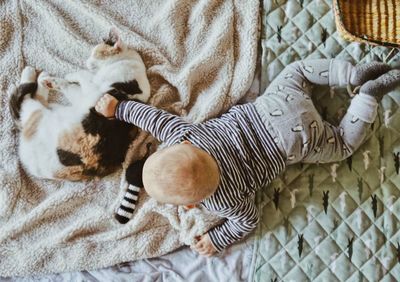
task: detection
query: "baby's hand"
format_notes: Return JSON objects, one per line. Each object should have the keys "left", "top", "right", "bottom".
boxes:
{"left": 95, "top": 94, "right": 119, "bottom": 118}
{"left": 191, "top": 233, "right": 217, "bottom": 257}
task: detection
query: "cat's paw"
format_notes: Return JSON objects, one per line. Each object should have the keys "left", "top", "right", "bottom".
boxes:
{"left": 130, "top": 92, "right": 150, "bottom": 103}
{"left": 21, "top": 66, "right": 38, "bottom": 84}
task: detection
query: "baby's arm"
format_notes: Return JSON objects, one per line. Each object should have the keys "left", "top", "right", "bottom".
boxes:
{"left": 96, "top": 94, "right": 190, "bottom": 142}
{"left": 206, "top": 198, "right": 259, "bottom": 253}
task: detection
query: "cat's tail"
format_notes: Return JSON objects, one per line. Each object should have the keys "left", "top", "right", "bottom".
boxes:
{"left": 115, "top": 158, "right": 146, "bottom": 224}
{"left": 9, "top": 67, "right": 39, "bottom": 128}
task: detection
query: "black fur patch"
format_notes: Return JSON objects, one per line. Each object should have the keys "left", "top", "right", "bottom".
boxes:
{"left": 79, "top": 84, "right": 141, "bottom": 177}
{"left": 9, "top": 82, "right": 38, "bottom": 122}
{"left": 125, "top": 160, "right": 145, "bottom": 187}
{"left": 111, "top": 80, "right": 142, "bottom": 96}
{"left": 57, "top": 149, "right": 83, "bottom": 166}
{"left": 81, "top": 107, "right": 137, "bottom": 175}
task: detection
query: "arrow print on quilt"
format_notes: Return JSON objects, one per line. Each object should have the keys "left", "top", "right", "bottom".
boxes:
{"left": 346, "top": 155, "right": 352, "bottom": 171}
{"left": 290, "top": 189, "right": 299, "bottom": 208}
{"left": 384, "top": 109, "right": 391, "bottom": 127}
{"left": 397, "top": 243, "right": 400, "bottom": 263}
{"left": 283, "top": 216, "right": 290, "bottom": 235}
{"left": 394, "top": 152, "right": 400, "bottom": 174}
{"left": 323, "top": 190, "right": 329, "bottom": 214}
{"left": 321, "top": 28, "right": 328, "bottom": 47}
{"left": 378, "top": 166, "right": 386, "bottom": 184}
{"left": 277, "top": 25, "right": 283, "bottom": 43}
{"left": 330, "top": 163, "right": 339, "bottom": 182}
{"left": 371, "top": 194, "right": 378, "bottom": 219}
{"left": 308, "top": 174, "right": 314, "bottom": 196}
{"left": 273, "top": 187, "right": 280, "bottom": 210}
{"left": 362, "top": 150, "right": 371, "bottom": 170}
{"left": 298, "top": 234, "right": 304, "bottom": 258}
{"left": 347, "top": 237, "right": 354, "bottom": 262}
{"left": 357, "top": 178, "right": 363, "bottom": 202}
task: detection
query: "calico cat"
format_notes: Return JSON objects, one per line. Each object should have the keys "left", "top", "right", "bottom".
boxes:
{"left": 9, "top": 29, "right": 150, "bottom": 181}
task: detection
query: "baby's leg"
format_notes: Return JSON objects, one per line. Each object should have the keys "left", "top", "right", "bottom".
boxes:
{"left": 256, "top": 59, "right": 393, "bottom": 164}
{"left": 266, "top": 59, "right": 390, "bottom": 96}
{"left": 303, "top": 71, "right": 400, "bottom": 163}
{"left": 302, "top": 113, "right": 373, "bottom": 163}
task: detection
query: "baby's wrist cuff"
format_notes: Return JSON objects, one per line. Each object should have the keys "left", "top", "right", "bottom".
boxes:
{"left": 329, "top": 59, "right": 354, "bottom": 86}
{"left": 348, "top": 93, "right": 378, "bottom": 123}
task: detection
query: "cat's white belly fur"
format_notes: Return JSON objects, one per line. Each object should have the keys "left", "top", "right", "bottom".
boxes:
{"left": 19, "top": 105, "right": 89, "bottom": 179}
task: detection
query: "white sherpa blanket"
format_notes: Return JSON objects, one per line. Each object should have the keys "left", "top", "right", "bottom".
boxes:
{"left": 0, "top": 0, "right": 259, "bottom": 277}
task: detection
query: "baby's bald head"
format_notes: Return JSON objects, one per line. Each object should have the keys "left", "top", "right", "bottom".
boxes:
{"left": 142, "top": 143, "right": 220, "bottom": 205}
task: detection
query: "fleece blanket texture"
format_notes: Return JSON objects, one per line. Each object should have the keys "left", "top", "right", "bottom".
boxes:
{"left": 0, "top": 0, "right": 259, "bottom": 277}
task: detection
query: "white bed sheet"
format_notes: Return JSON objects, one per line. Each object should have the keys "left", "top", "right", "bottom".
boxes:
{"left": 5, "top": 237, "right": 255, "bottom": 282}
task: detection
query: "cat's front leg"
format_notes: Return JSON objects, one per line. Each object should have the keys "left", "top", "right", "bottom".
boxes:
{"left": 128, "top": 76, "right": 151, "bottom": 103}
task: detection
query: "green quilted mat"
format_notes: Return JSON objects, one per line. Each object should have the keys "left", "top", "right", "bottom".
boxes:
{"left": 253, "top": 0, "right": 400, "bottom": 281}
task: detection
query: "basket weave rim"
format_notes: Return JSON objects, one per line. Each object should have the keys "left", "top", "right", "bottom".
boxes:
{"left": 334, "top": 0, "right": 400, "bottom": 47}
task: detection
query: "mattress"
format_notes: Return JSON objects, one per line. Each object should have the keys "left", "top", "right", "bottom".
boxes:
{"left": 254, "top": 0, "right": 400, "bottom": 281}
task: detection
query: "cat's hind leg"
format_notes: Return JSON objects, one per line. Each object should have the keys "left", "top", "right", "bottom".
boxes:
{"left": 20, "top": 66, "right": 37, "bottom": 84}
{"left": 9, "top": 67, "right": 40, "bottom": 124}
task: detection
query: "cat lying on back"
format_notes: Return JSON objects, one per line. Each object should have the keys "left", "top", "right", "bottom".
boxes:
{"left": 9, "top": 29, "right": 150, "bottom": 181}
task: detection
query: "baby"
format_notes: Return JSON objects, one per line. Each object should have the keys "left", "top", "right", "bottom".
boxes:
{"left": 95, "top": 59, "right": 400, "bottom": 256}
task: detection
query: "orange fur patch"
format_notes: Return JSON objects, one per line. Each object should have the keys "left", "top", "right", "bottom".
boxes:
{"left": 22, "top": 110, "right": 43, "bottom": 140}
{"left": 94, "top": 44, "right": 120, "bottom": 59}
{"left": 57, "top": 125, "right": 103, "bottom": 180}
{"left": 53, "top": 166, "right": 89, "bottom": 181}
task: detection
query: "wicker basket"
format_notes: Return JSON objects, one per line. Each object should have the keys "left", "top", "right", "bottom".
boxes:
{"left": 333, "top": 0, "right": 400, "bottom": 47}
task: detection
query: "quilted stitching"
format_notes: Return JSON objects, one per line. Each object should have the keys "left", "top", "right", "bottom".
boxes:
{"left": 255, "top": 0, "right": 400, "bottom": 281}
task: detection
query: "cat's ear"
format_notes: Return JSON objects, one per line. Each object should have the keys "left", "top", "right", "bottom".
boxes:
{"left": 109, "top": 27, "right": 122, "bottom": 51}
{"left": 114, "top": 37, "right": 123, "bottom": 51}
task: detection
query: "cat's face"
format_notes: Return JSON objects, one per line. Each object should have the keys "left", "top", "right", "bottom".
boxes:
{"left": 86, "top": 28, "right": 128, "bottom": 70}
